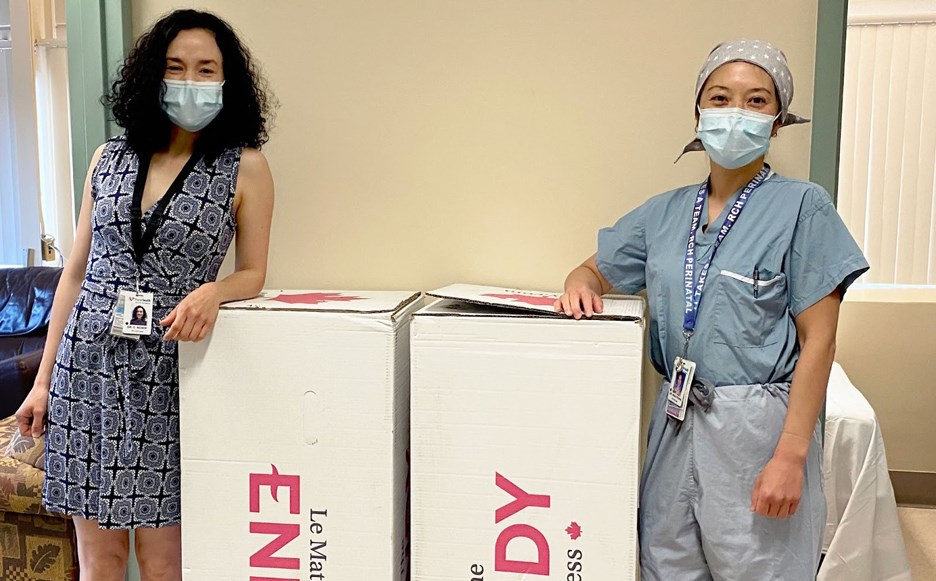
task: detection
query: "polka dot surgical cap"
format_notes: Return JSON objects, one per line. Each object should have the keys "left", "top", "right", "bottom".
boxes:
{"left": 677, "top": 39, "right": 810, "bottom": 162}
{"left": 694, "top": 39, "right": 808, "bottom": 126}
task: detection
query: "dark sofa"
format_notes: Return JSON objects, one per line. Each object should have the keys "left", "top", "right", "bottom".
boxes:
{"left": 0, "top": 266, "right": 78, "bottom": 579}
{"left": 0, "top": 267, "right": 62, "bottom": 419}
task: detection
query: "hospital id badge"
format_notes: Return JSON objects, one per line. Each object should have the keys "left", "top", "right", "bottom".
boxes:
{"left": 122, "top": 292, "right": 154, "bottom": 336}
{"left": 665, "top": 357, "right": 696, "bottom": 421}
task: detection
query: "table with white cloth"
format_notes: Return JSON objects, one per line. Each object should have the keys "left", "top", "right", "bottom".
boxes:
{"left": 818, "top": 363, "right": 912, "bottom": 581}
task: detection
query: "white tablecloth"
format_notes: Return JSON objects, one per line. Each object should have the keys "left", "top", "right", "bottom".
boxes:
{"left": 818, "top": 363, "right": 911, "bottom": 581}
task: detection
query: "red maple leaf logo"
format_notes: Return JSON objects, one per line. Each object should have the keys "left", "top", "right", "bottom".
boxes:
{"left": 267, "top": 292, "right": 366, "bottom": 305}
{"left": 565, "top": 521, "right": 582, "bottom": 540}
{"left": 482, "top": 293, "right": 556, "bottom": 307}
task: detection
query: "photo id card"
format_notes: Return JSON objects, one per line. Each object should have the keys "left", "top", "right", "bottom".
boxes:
{"left": 665, "top": 356, "right": 697, "bottom": 422}
{"left": 120, "top": 291, "right": 154, "bottom": 336}
{"left": 111, "top": 290, "right": 153, "bottom": 338}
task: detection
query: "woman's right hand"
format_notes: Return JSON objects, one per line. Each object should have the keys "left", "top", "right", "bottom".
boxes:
{"left": 554, "top": 255, "right": 613, "bottom": 319}
{"left": 15, "top": 380, "right": 50, "bottom": 437}
{"left": 554, "top": 285, "right": 604, "bottom": 319}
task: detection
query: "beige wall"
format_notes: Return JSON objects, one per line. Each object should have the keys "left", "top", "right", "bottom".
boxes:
{"left": 837, "top": 300, "right": 936, "bottom": 473}
{"left": 133, "top": 0, "right": 816, "bottom": 291}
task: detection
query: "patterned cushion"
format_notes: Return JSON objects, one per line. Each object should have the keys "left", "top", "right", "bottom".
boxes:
{"left": 0, "top": 416, "right": 59, "bottom": 516}
{"left": 0, "top": 418, "right": 45, "bottom": 470}
{"left": 0, "top": 511, "right": 77, "bottom": 580}
{"left": 6, "top": 425, "right": 44, "bottom": 470}
{"left": 0, "top": 415, "right": 16, "bottom": 449}
{"left": 0, "top": 417, "right": 76, "bottom": 579}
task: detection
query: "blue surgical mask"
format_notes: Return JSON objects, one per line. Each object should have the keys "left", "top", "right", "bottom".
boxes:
{"left": 696, "top": 107, "right": 778, "bottom": 170}
{"left": 161, "top": 79, "right": 225, "bottom": 132}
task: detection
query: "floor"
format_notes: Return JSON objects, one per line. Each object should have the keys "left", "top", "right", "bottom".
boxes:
{"left": 899, "top": 506, "right": 936, "bottom": 580}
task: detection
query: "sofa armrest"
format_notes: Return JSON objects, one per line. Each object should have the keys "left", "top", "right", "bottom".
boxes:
{"left": 0, "top": 416, "right": 50, "bottom": 514}
{"left": 0, "top": 350, "right": 43, "bottom": 419}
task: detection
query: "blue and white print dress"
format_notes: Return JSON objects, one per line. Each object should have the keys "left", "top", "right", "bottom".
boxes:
{"left": 43, "top": 135, "right": 241, "bottom": 529}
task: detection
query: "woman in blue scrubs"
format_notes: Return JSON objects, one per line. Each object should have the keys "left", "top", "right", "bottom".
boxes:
{"left": 555, "top": 40, "right": 868, "bottom": 580}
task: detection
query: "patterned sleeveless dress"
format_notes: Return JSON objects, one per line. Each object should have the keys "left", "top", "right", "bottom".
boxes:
{"left": 43, "top": 135, "right": 241, "bottom": 529}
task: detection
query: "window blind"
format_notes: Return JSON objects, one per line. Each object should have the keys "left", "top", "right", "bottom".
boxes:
{"left": 838, "top": 2, "right": 936, "bottom": 285}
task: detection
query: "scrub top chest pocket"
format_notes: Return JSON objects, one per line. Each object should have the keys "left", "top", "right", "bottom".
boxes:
{"left": 712, "top": 266, "right": 788, "bottom": 348}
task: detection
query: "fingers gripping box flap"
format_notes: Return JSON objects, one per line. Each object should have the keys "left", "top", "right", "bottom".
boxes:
{"left": 410, "top": 287, "right": 645, "bottom": 580}
{"left": 425, "top": 283, "right": 645, "bottom": 321}
{"left": 179, "top": 289, "right": 421, "bottom": 581}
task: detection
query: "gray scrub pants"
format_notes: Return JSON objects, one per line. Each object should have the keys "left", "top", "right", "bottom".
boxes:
{"left": 638, "top": 381, "right": 826, "bottom": 581}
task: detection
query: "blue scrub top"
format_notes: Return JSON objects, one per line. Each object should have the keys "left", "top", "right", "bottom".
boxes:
{"left": 597, "top": 173, "right": 869, "bottom": 386}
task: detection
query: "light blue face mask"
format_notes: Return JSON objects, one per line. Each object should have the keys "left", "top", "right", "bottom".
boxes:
{"left": 161, "top": 79, "right": 224, "bottom": 132}
{"left": 696, "top": 107, "right": 778, "bottom": 170}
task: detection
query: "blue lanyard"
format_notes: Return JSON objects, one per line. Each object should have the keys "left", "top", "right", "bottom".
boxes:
{"left": 682, "top": 165, "right": 770, "bottom": 349}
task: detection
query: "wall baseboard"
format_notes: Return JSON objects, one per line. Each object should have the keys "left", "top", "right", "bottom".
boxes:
{"left": 890, "top": 470, "right": 936, "bottom": 507}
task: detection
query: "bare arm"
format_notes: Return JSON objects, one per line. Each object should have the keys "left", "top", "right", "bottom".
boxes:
{"left": 554, "top": 253, "right": 613, "bottom": 319}
{"left": 15, "top": 145, "right": 104, "bottom": 436}
{"left": 779, "top": 292, "right": 840, "bottom": 456}
{"left": 162, "top": 147, "right": 275, "bottom": 341}
{"left": 751, "top": 290, "right": 840, "bottom": 518}
{"left": 219, "top": 148, "right": 275, "bottom": 301}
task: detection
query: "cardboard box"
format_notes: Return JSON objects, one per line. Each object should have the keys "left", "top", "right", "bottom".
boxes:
{"left": 411, "top": 285, "right": 645, "bottom": 581}
{"left": 179, "top": 290, "right": 421, "bottom": 581}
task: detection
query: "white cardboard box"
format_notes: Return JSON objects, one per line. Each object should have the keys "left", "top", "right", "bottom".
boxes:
{"left": 411, "top": 285, "right": 645, "bottom": 581}
{"left": 179, "top": 290, "right": 421, "bottom": 581}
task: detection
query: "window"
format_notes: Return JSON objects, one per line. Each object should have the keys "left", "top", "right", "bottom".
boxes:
{"left": 0, "top": 0, "right": 71, "bottom": 267}
{"left": 33, "top": 0, "right": 73, "bottom": 262}
{"left": 837, "top": 0, "right": 936, "bottom": 286}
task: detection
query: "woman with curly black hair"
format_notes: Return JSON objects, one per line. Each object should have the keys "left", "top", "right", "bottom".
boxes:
{"left": 15, "top": 9, "right": 275, "bottom": 579}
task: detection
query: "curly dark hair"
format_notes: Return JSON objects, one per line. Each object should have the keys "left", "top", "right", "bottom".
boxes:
{"left": 104, "top": 9, "right": 273, "bottom": 157}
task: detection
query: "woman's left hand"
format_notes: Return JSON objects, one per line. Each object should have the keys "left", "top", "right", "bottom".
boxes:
{"left": 161, "top": 283, "right": 221, "bottom": 342}
{"left": 750, "top": 452, "right": 804, "bottom": 519}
